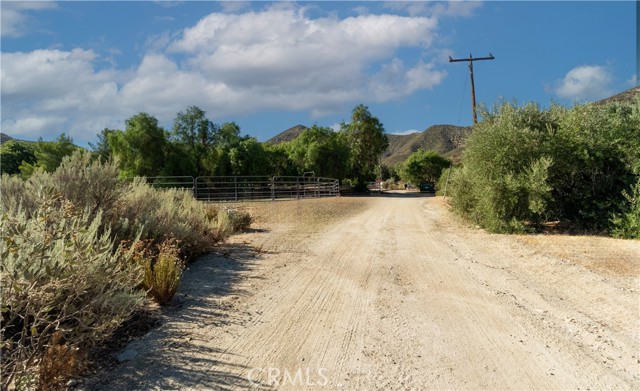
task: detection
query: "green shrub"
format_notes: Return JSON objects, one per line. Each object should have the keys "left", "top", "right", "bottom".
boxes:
{"left": 399, "top": 149, "right": 451, "bottom": 185}
{"left": 132, "top": 240, "right": 184, "bottom": 305}
{"left": 447, "top": 99, "right": 639, "bottom": 234}
{"left": 610, "top": 181, "right": 640, "bottom": 239}
{"left": 0, "top": 196, "right": 144, "bottom": 390}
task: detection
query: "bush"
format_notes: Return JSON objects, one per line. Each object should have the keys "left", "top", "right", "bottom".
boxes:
{"left": 0, "top": 196, "right": 144, "bottom": 390}
{"left": 447, "top": 99, "right": 640, "bottom": 234}
{"left": 225, "top": 208, "right": 253, "bottom": 232}
{"left": 399, "top": 149, "right": 451, "bottom": 186}
{"left": 0, "top": 154, "right": 245, "bottom": 388}
{"left": 610, "top": 182, "right": 640, "bottom": 239}
{"left": 51, "top": 150, "right": 125, "bottom": 217}
{"left": 114, "top": 179, "right": 233, "bottom": 261}
{"left": 131, "top": 240, "right": 184, "bottom": 305}
{"left": 0, "top": 170, "right": 55, "bottom": 217}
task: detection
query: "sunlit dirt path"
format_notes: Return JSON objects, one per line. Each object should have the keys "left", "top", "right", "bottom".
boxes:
{"left": 90, "top": 194, "right": 639, "bottom": 391}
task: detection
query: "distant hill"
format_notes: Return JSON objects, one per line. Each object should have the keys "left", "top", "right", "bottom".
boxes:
{"left": 267, "top": 125, "right": 308, "bottom": 144}
{"left": 594, "top": 86, "right": 639, "bottom": 106}
{"left": 381, "top": 125, "right": 471, "bottom": 167}
{"left": 0, "top": 132, "right": 14, "bottom": 145}
{"left": 267, "top": 123, "right": 471, "bottom": 166}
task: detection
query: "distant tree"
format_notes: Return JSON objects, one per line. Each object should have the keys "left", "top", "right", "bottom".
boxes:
{"left": 229, "top": 137, "right": 271, "bottom": 176}
{"left": 162, "top": 141, "right": 197, "bottom": 177}
{"left": 399, "top": 149, "right": 451, "bottom": 185}
{"left": 108, "top": 113, "right": 167, "bottom": 177}
{"left": 264, "top": 143, "right": 297, "bottom": 177}
{"left": 171, "top": 106, "right": 219, "bottom": 175}
{"left": 287, "top": 125, "right": 351, "bottom": 179}
{"left": 217, "top": 121, "right": 242, "bottom": 147}
{"left": 375, "top": 164, "right": 393, "bottom": 181}
{"left": 197, "top": 121, "right": 244, "bottom": 176}
{"left": 19, "top": 134, "right": 79, "bottom": 176}
{"left": 0, "top": 141, "right": 36, "bottom": 175}
{"left": 89, "top": 128, "right": 116, "bottom": 162}
{"left": 341, "top": 104, "right": 389, "bottom": 187}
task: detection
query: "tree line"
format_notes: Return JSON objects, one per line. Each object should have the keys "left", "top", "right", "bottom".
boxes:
{"left": 2, "top": 104, "right": 402, "bottom": 190}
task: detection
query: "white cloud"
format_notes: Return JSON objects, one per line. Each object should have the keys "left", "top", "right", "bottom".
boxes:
{"left": 554, "top": 65, "right": 613, "bottom": 101}
{"left": 1, "top": 4, "right": 451, "bottom": 145}
{"left": 1, "top": 1, "right": 57, "bottom": 37}
{"left": 626, "top": 74, "right": 638, "bottom": 87}
{"left": 168, "top": 7, "right": 441, "bottom": 103}
{"left": 391, "top": 129, "right": 420, "bottom": 136}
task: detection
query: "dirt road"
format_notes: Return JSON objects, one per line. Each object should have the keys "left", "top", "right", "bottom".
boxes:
{"left": 91, "top": 194, "right": 639, "bottom": 390}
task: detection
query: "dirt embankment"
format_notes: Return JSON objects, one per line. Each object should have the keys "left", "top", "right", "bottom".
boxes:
{"left": 85, "top": 194, "right": 639, "bottom": 390}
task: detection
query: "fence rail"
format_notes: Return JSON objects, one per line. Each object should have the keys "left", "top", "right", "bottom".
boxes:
{"left": 136, "top": 175, "right": 340, "bottom": 202}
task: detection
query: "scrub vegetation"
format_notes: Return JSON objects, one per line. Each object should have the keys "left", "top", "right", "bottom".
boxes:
{"left": 0, "top": 151, "right": 249, "bottom": 390}
{"left": 443, "top": 99, "right": 640, "bottom": 237}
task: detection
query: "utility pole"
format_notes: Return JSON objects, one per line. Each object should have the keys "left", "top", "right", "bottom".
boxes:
{"left": 449, "top": 53, "right": 495, "bottom": 124}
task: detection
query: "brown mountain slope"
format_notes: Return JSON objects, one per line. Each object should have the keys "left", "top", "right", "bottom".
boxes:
{"left": 266, "top": 123, "right": 471, "bottom": 166}
{"left": 594, "top": 86, "right": 639, "bottom": 105}
{"left": 266, "top": 125, "right": 308, "bottom": 144}
{"left": 381, "top": 124, "right": 471, "bottom": 167}
{"left": 1, "top": 133, "right": 14, "bottom": 145}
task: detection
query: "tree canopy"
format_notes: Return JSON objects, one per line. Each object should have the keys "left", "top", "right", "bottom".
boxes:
{"left": 399, "top": 149, "right": 451, "bottom": 185}
{"left": 341, "top": 104, "right": 389, "bottom": 186}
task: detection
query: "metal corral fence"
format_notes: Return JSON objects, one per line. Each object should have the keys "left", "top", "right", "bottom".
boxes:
{"left": 137, "top": 175, "right": 340, "bottom": 202}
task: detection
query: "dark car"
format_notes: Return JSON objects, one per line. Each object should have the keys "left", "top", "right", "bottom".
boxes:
{"left": 418, "top": 182, "right": 436, "bottom": 193}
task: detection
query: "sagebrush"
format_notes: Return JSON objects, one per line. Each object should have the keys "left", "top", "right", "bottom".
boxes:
{"left": 0, "top": 152, "right": 243, "bottom": 390}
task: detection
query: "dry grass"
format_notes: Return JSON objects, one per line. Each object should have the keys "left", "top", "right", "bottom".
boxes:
{"left": 516, "top": 235, "right": 639, "bottom": 277}
{"left": 224, "top": 196, "right": 373, "bottom": 232}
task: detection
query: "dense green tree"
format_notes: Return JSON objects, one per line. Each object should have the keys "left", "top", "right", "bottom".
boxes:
{"left": 229, "top": 137, "right": 271, "bottom": 176}
{"left": 19, "top": 134, "right": 79, "bottom": 176}
{"left": 108, "top": 113, "right": 168, "bottom": 177}
{"left": 264, "top": 143, "right": 297, "bottom": 177}
{"left": 0, "top": 141, "right": 36, "bottom": 175}
{"left": 399, "top": 149, "right": 451, "bottom": 185}
{"left": 217, "top": 121, "right": 242, "bottom": 147}
{"left": 286, "top": 125, "right": 351, "bottom": 179}
{"left": 341, "top": 104, "right": 389, "bottom": 187}
{"left": 162, "top": 141, "right": 197, "bottom": 177}
{"left": 171, "top": 106, "right": 219, "bottom": 175}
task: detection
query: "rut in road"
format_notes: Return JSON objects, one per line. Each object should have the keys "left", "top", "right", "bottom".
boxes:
{"left": 91, "top": 195, "right": 639, "bottom": 391}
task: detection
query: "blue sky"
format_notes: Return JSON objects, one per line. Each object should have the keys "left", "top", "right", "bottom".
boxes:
{"left": 1, "top": 1, "right": 637, "bottom": 147}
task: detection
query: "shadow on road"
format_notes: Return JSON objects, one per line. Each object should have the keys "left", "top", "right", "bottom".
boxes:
{"left": 347, "top": 190, "right": 437, "bottom": 198}
{"left": 84, "top": 241, "right": 270, "bottom": 391}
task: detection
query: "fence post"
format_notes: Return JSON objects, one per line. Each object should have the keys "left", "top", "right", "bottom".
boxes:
{"left": 271, "top": 176, "right": 275, "bottom": 201}
{"left": 234, "top": 177, "right": 238, "bottom": 201}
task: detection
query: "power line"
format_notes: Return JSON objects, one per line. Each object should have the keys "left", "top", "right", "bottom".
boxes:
{"left": 449, "top": 53, "right": 495, "bottom": 124}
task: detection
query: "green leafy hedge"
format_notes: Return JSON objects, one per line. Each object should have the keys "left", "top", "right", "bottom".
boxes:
{"left": 445, "top": 99, "right": 640, "bottom": 237}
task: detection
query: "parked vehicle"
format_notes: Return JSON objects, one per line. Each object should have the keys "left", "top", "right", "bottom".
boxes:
{"left": 418, "top": 182, "right": 436, "bottom": 193}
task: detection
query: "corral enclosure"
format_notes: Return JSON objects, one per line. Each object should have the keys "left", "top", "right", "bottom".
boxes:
{"left": 139, "top": 175, "right": 340, "bottom": 202}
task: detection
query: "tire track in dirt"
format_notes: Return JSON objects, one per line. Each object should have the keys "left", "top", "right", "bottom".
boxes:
{"left": 89, "top": 194, "right": 639, "bottom": 391}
